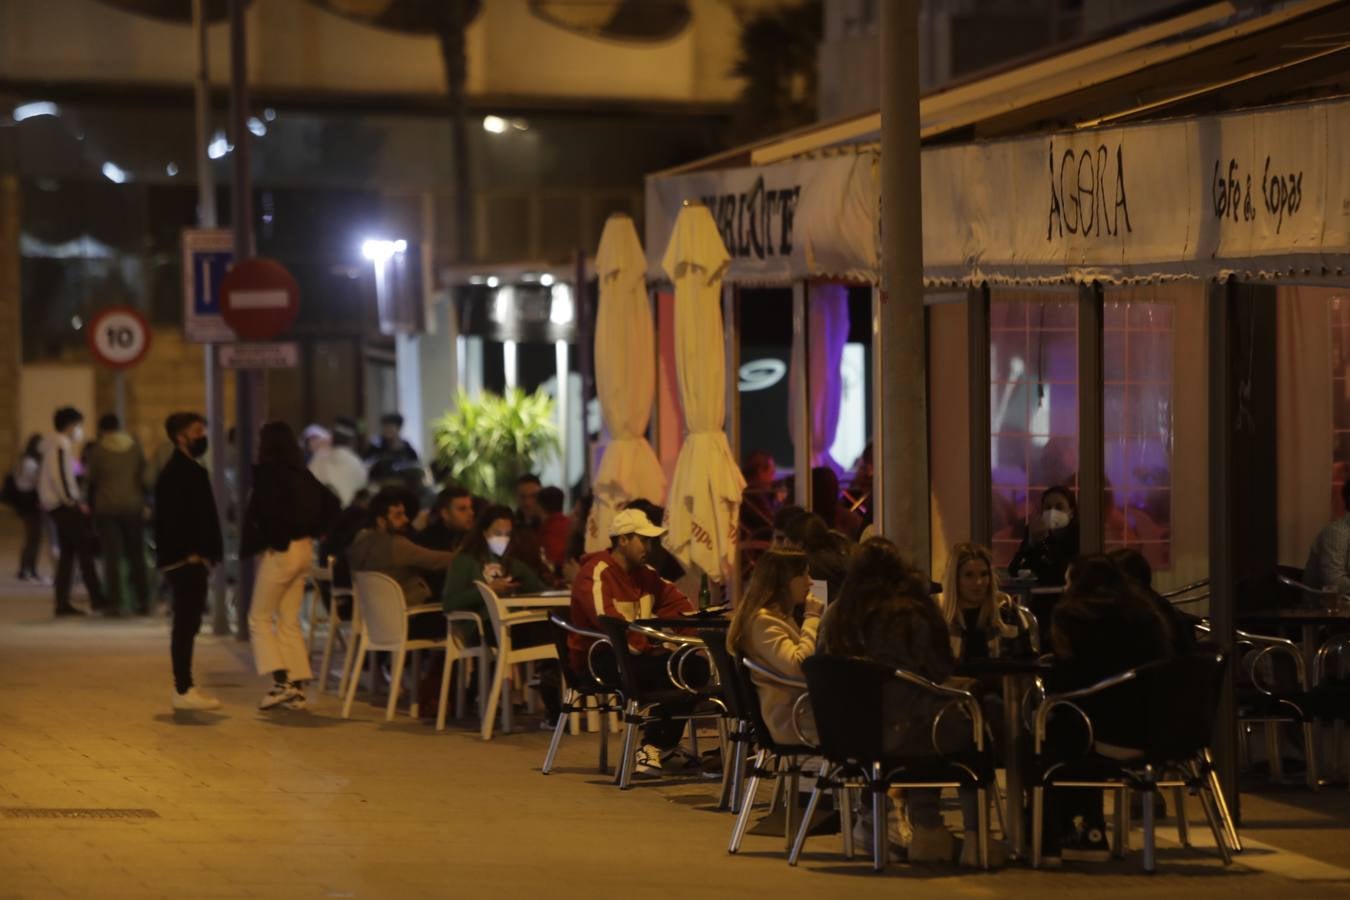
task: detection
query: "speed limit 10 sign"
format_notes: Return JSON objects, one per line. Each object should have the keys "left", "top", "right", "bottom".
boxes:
{"left": 87, "top": 306, "right": 152, "bottom": 370}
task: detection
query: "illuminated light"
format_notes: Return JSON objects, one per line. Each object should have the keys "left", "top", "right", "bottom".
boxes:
{"left": 207, "top": 131, "right": 230, "bottom": 159}
{"left": 486, "top": 276, "right": 500, "bottom": 288}
{"left": 263, "top": 107, "right": 277, "bottom": 122}
{"left": 361, "top": 238, "right": 407, "bottom": 264}
{"left": 550, "top": 283, "right": 574, "bottom": 325}
{"left": 482, "top": 115, "right": 507, "bottom": 134}
{"left": 739, "top": 359, "right": 787, "bottom": 392}
{"left": 247, "top": 117, "right": 266, "bottom": 137}
{"left": 101, "top": 161, "right": 129, "bottom": 184}
{"left": 71, "top": 315, "right": 83, "bottom": 330}
{"left": 13, "top": 101, "right": 58, "bottom": 122}
{"left": 468, "top": 276, "right": 486, "bottom": 285}
{"left": 493, "top": 286, "right": 515, "bottom": 323}
{"left": 511, "top": 118, "right": 529, "bottom": 132}
{"left": 540, "top": 273, "right": 555, "bottom": 287}
{"left": 165, "top": 162, "right": 179, "bottom": 176}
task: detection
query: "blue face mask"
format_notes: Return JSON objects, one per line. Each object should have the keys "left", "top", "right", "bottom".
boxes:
{"left": 487, "top": 535, "right": 510, "bottom": 557}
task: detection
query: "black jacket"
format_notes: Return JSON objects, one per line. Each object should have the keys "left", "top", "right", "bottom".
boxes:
{"left": 240, "top": 463, "right": 340, "bottom": 557}
{"left": 153, "top": 450, "right": 224, "bottom": 567}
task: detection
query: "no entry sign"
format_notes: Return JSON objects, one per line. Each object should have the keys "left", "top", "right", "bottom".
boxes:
{"left": 220, "top": 257, "right": 300, "bottom": 341}
{"left": 87, "top": 306, "right": 151, "bottom": 369}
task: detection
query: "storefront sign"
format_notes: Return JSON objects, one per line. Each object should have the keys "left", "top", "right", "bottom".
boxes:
{"left": 645, "top": 153, "right": 879, "bottom": 285}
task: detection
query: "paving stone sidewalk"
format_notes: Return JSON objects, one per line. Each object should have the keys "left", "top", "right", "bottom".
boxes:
{"left": 2, "top": 565, "right": 1350, "bottom": 899}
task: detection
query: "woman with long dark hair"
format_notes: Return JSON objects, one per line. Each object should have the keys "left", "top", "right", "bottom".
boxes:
{"left": 726, "top": 549, "right": 821, "bottom": 743}
{"left": 242, "top": 422, "right": 339, "bottom": 710}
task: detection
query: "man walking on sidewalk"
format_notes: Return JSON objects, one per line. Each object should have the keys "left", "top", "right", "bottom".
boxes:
{"left": 86, "top": 414, "right": 151, "bottom": 615}
{"left": 40, "top": 406, "right": 107, "bottom": 617}
{"left": 154, "top": 412, "right": 224, "bottom": 711}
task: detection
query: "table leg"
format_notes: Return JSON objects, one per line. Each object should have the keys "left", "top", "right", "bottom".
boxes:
{"left": 1003, "top": 674, "right": 1025, "bottom": 859}
{"left": 1304, "top": 624, "right": 1318, "bottom": 688}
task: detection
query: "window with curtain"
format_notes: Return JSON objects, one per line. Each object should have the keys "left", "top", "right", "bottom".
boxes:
{"left": 1104, "top": 297, "right": 1174, "bottom": 569}
{"left": 990, "top": 293, "right": 1079, "bottom": 568}
{"left": 1331, "top": 295, "right": 1350, "bottom": 517}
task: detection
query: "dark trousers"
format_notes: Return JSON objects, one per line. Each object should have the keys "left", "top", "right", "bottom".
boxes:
{"left": 95, "top": 514, "right": 149, "bottom": 613}
{"left": 17, "top": 505, "right": 41, "bottom": 576}
{"left": 168, "top": 564, "right": 208, "bottom": 694}
{"left": 594, "top": 648, "right": 709, "bottom": 750}
{"left": 51, "top": 506, "right": 105, "bottom": 611}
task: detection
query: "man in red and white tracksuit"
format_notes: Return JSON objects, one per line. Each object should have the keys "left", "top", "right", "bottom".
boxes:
{"left": 569, "top": 509, "right": 704, "bottom": 775}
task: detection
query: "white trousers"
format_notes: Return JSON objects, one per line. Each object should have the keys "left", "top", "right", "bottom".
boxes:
{"left": 248, "top": 538, "right": 314, "bottom": 680}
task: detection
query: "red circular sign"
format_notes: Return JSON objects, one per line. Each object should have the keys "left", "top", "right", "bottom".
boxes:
{"left": 87, "top": 306, "right": 151, "bottom": 369}
{"left": 220, "top": 257, "right": 300, "bottom": 341}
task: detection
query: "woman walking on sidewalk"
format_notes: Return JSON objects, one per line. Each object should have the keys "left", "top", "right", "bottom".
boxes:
{"left": 242, "top": 422, "right": 340, "bottom": 711}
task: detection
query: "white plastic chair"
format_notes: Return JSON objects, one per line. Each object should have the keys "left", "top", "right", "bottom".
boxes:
{"left": 343, "top": 571, "right": 449, "bottom": 721}
{"left": 435, "top": 611, "right": 494, "bottom": 731}
{"left": 310, "top": 558, "right": 356, "bottom": 694}
{"left": 476, "top": 581, "right": 558, "bottom": 741}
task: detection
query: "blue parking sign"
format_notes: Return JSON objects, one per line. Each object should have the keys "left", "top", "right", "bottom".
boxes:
{"left": 182, "top": 228, "right": 235, "bottom": 343}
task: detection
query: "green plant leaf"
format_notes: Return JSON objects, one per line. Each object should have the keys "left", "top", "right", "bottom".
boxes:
{"left": 430, "top": 388, "right": 561, "bottom": 504}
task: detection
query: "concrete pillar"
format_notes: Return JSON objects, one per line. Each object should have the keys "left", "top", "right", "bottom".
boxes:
{"left": 879, "top": 2, "right": 930, "bottom": 573}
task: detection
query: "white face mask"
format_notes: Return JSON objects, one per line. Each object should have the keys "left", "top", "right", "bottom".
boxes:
{"left": 1042, "top": 509, "right": 1070, "bottom": 531}
{"left": 486, "top": 535, "right": 510, "bottom": 557}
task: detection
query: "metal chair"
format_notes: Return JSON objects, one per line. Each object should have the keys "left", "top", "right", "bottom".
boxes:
{"left": 699, "top": 633, "right": 758, "bottom": 815}
{"left": 1222, "top": 624, "right": 1321, "bottom": 790}
{"left": 1028, "top": 651, "right": 1237, "bottom": 873}
{"left": 801, "top": 654, "right": 996, "bottom": 873}
{"left": 594, "top": 616, "right": 725, "bottom": 790}
{"left": 541, "top": 613, "right": 624, "bottom": 775}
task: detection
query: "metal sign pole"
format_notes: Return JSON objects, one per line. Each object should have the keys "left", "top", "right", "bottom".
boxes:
{"left": 193, "top": 0, "right": 231, "bottom": 637}
{"left": 229, "top": 0, "right": 258, "bottom": 640}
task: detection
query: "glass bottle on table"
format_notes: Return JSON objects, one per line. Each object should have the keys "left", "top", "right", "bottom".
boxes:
{"left": 698, "top": 572, "right": 712, "bottom": 610}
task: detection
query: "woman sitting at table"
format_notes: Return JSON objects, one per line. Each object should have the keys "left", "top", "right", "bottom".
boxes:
{"left": 819, "top": 538, "right": 997, "bottom": 867}
{"left": 727, "top": 549, "right": 823, "bottom": 744}
{"left": 1039, "top": 554, "right": 1174, "bottom": 863}
{"left": 938, "top": 542, "right": 1024, "bottom": 663}
{"left": 1008, "top": 486, "right": 1080, "bottom": 586}
{"left": 442, "top": 504, "right": 560, "bottom": 723}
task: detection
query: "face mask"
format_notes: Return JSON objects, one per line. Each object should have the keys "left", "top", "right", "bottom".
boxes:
{"left": 1042, "top": 509, "right": 1070, "bottom": 531}
{"left": 487, "top": 535, "right": 510, "bottom": 557}
{"left": 189, "top": 436, "right": 209, "bottom": 459}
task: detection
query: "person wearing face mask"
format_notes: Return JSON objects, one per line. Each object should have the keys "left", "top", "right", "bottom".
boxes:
{"left": 40, "top": 406, "right": 108, "bottom": 617}
{"left": 440, "top": 504, "right": 560, "bottom": 723}
{"left": 154, "top": 412, "right": 225, "bottom": 711}
{"left": 1008, "top": 486, "right": 1080, "bottom": 587}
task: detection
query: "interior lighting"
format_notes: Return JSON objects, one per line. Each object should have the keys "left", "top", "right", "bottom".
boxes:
{"left": 539, "top": 273, "right": 555, "bottom": 287}
{"left": 247, "top": 116, "right": 266, "bottom": 137}
{"left": 263, "top": 107, "right": 277, "bottom": 122}
{"left": 482, "top": 115, "right": 507, "bottom": 134}
{"left": 510, "top": 118, "right": 529, "bottom": 132}
{"left": 494, "top": 286, "right": 515, "bottom": 323}
{"left": 361, "top": 238, "right": 407, "bottom": 264}
{"left": 12, "top": 101, "right": 58, "bottom": 122}
{"left": 207, "top": 131, "right": 231, "bottom": 159}
{"left": 486, "top": 276, "right": 500, "bottom": 288}
{"left": 550, "top": 283, "right": 574, "bottom": 325}
{"left": 165, "top": 162, "right": 179, "bottom": 176}
{"left": 101, "top": 161, "right": 129, "bottom": 184}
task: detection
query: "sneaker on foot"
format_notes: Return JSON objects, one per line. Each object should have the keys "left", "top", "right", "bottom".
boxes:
{"left": 660, "top": 746, "right": 703, "bottom": 771}
{"left": 1060, "top": 822, "right": 1110, "bottom": 862}
{"left": 173, "top": 687, "right": 222, "bottom": 711}
{"left": 633, "top": 744, "right": 664, "bottom": 778}
{"left": 259, "top": 682, "right": 299, "bottom": 710}
{"left": 908, "top": 823, "right": 958, "bottom": 863}
{"left": 54, "top": 604, "right": 87, "bottom": 617}
{"left": 281, "top": 687, "right": 308, "bottom": 711}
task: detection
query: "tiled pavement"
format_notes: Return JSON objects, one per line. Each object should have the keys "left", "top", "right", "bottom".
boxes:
{"left": 2, "top": 559, "right": 1350, "bottom": 898}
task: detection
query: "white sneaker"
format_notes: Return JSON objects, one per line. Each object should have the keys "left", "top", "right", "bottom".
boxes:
{"left": 633, "top": 744, "right": 663, "bottom": 778}
{"left": 173, "top": 688, "right": 222, "bottom": 711}
{"left": 259, "top": 682, "right": 299, "bottom": 710}
{"left": 281, "top": 688, "right": 308, "bottom": 711}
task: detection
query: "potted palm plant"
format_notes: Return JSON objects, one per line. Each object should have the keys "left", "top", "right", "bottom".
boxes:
{"left": 431, "top": 388, "right": 561, "bottom": 505}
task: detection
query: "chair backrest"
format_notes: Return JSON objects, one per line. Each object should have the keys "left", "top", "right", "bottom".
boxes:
{"left": 1137, "top": 650, "right": 1228, "bottom": 760}
{"left": 596, "top": 615, "right": 647, "bottom": 698}
{"left": 549, "top": 612, "right": 613, "bottom": 694}
{"left": 700, "top": 633, "right": 752, "bottom": 723}
{"left": 475, "top": 580, "right": 507, "bottom": 634}
{"left": 738, "top": 656, "right": 807, "bottom": 752}
{"left": 352, "top": 571, "right": 408, "bottom": 648}
{"left": 801, "top": 654, "right": 900, "bottom": 765}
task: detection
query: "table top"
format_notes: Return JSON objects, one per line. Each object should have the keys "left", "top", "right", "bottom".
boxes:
{"left": 501, "top": 591, "right": 572, "bottom": 608}
{"left": 955, "top": 656, "right": 1054, "bottom": 677}
{"left": 634, "top": 615, "right": 731, "bottom": 629}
